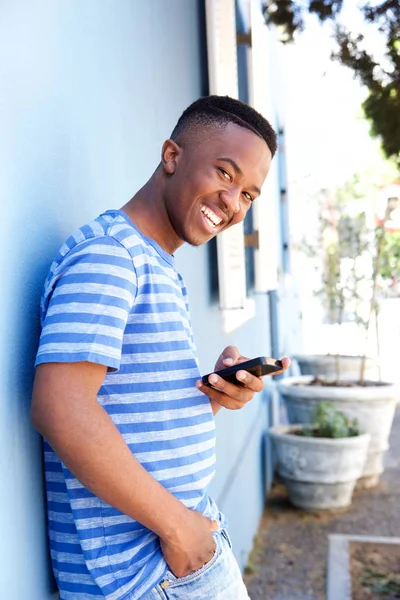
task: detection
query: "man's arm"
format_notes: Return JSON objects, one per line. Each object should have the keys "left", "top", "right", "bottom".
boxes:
{"left": 31, "top": 361, "right": 218, "bottom": 578}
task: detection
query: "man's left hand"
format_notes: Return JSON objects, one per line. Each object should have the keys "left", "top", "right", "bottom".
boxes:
{"left": 196, "top": 346, "right": 291, "bottom": 414}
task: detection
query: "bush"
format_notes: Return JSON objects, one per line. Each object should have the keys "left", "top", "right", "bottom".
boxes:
{"left": 300, "top": 402, "right": 361, "bottom": 438}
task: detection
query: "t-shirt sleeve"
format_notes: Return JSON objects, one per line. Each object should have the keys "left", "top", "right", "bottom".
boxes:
{"left": 35, "top": 236, "right": 137, "bottom": 371}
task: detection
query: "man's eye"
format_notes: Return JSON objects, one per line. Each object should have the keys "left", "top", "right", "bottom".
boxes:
{"left": 218, "top": 168, "right": 231, "bottom": 181}
{"left": 242, "top": 192, "right": 254, "bottom": 202}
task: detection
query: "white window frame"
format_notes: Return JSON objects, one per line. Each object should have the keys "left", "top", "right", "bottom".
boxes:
{"left": 205, "top": 0, "right": 249, "bottom": 316}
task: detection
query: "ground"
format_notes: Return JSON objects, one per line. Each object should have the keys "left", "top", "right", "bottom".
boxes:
{"left": 244, "top": 407, "right": 400, "bottom": 600}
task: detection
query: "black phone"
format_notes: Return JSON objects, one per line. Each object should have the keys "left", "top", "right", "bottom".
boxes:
{"left": 201, "top": 356, "right": 283, "bottom": 387}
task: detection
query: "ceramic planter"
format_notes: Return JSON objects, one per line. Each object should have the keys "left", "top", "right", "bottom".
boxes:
{"left": 269, "top": 425, "right": 370, "bottom": 510}
{"left": 278, "top": 376, "right": 399, "bottom": 488}
{"left": 293, "top": 354, "right": 379, "bottom": 381}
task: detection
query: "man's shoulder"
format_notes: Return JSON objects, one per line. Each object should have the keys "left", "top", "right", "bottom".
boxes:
{"left": 57, "top": 211, "right": 148, "bottom": 263}
{"left": 101, "top": 211, "right": 150, "bottom": 256}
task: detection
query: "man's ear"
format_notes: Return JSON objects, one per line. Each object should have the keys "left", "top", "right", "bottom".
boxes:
{"left": 161, "top": 139, "right": 181, "bottom": 175}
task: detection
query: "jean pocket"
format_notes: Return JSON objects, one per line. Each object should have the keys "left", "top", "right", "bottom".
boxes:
{"left": 221, "top": 528, "right": 233, "bottom": 549}
{"left": 164, "top": 531, "right": 221, "bottom": 588}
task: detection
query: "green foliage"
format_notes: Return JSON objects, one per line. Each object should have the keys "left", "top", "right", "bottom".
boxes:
{"left": 300, "top": 185, "right": 371, "bottom": 327}
{"left": 263, "top": 0, "right": 343, "bottom": 39}
{"left": 380, "top": 232, "right": 400, "bottom": 281}
{"left": 299, "top": 174, "right": 399, "bottom": 336}
{"left": 262, "top": 1, "right": 400, "bottom": 165}
{"left": 361, "top": 567, "right": 400, "bottom": 596}
{"left": 301, "top": 401, "right": 361, "bottom": 438}
{"left": 262, "top": 0, "right": 303, "bottom": 41}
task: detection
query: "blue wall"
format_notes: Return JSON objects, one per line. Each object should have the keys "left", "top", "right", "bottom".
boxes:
{"left": 176, "top": 239, "right": 274, "bottom": 571}
{"left": 0, "top": 2, "right": 205, "bottom": 597}
{"left": 0, "top": 0, "right": 280, "bottom": 594}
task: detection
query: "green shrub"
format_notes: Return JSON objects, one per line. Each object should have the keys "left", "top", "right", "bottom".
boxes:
{"left": 300, "top": 402, "right": 361, "bottom": 438}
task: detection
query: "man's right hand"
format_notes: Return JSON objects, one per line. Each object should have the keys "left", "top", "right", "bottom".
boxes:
{"left": 160, "top": 510, "right": 220, "bottom": 578}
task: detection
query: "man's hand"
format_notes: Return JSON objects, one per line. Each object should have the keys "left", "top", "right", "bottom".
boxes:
{"left": 196, "top": 346, "right": 291, "bottom": 414}
{"left": 160, "top": 511, "right": 219, "bottom": 578}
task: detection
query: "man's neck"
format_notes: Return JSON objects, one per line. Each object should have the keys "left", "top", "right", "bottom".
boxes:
{"left": 121, "top": 172, "right": 183, "bottom": 255}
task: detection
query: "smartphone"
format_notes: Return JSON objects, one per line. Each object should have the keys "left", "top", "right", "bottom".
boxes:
{"left": 201, "top": 356, "right": 283, "bottom": 386}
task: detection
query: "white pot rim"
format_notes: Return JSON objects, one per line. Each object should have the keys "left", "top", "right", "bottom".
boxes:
{"left": 277, "top": 375, "right": 400, "bottom": 401}
{"left": 293, "top": 353, "right": 376, "bottom": 362}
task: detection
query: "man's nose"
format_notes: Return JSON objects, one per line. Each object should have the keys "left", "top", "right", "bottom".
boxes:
{"left": 219, "top": 189, "right": 241, "bottom": 215}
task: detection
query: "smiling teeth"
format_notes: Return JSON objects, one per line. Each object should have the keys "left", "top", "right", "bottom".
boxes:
{"left": 201, "top": 205, "right": 222, "bottom": 227}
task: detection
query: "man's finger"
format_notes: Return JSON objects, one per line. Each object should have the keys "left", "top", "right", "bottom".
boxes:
{"left": 222, "top": 357, "right": 234, "bottom": 366}
{"left": 196, "top": 381, "right": 252, "bottom": 410}
{"left": 235, "top": 370, "right": 264, "bottom": 391}
{"left": 220, "top": 345, "right": 241, "bottom": 363}
{"left": 206, "top": 374, "right": 253, "bottom": 398}
{"left": 208, "top": 371, "right": 264, "bottom": 395}
{"left": 271, "top": 357, "right": 291, "bottom": 376}
{"left": 209, "top": 519, "right": 220, "bottom": 532}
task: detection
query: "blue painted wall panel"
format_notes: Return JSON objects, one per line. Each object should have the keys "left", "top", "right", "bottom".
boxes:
{"left": 0, "top": 0, "right": 278, "bottom": 593}
{"left": 175, "top": 245, "right": 274, "bottom": 570}
{"left": 0, "top": 2, "right": 204, "bottom": 597}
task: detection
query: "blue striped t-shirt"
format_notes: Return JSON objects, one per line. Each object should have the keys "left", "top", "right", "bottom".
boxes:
{"left": 35, "top": 210, "right": 223, "bottom": 600}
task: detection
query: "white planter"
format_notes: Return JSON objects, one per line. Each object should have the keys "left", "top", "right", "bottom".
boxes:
{"left": 278, "top": 376, "right": 399, "bottom": 487}
{"left": 269, "top": 425, "right": 370, "bottom": 510}
{"left": 293, "top": 354, "right": 379, "bottom": 381}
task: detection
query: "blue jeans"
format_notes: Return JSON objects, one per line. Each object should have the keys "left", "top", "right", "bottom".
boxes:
{"left": 142, "top": 529, "right": 251, "bottom": 599}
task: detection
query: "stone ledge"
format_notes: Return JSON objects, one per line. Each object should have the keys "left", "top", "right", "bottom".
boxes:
{"left": 326, "top": 534, "right": 400, "bottom": 600}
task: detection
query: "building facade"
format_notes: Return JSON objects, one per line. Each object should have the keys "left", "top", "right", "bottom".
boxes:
{"left": 0, "top": 1, "right": 301, "bottom": 597}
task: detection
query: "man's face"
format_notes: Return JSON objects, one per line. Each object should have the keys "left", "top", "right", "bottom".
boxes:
{"left": 163, "top": 122, "right": 272, "bottom": 247}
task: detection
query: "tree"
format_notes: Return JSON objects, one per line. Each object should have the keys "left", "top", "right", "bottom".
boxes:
{"left": 263, "top": 1, "right": 400, "bottom": 166}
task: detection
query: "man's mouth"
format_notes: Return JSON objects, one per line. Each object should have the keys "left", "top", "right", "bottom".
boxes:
{"left": 200, "top": 204, "right": 223, "bottom": 228}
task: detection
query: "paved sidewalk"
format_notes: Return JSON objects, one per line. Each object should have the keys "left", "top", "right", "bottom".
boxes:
{"left": 244, "top": 407, "right": 400, "bottom": 600}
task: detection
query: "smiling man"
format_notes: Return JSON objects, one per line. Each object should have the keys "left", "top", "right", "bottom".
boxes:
{"left": 31, "top": 95, "right": 289, "bottom": 600}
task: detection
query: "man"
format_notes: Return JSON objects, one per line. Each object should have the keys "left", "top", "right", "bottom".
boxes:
{"left": 31, "top": 95, "right": 290, "bottom": 600}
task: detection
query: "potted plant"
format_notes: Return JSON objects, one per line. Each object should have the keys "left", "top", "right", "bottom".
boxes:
{"left": 284, "top": 182, "right": 400, "bottom": 488}
{"left": 269, "top": 402, "right": 370, "bottom": 510}
{"left": 279, "top": 376, "right": 397, "bottom": 488}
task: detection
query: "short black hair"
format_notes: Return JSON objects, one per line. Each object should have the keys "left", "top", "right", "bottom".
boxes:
{"left": 171, "top": 95, "right": 277, "bottom": 157}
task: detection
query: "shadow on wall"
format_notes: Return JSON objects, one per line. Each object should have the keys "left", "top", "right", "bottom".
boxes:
{"left": 7, "top": 208, "right": 66, "bottom": 596}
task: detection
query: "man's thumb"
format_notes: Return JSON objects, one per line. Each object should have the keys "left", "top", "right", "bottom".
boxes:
{"left": 209, "top": 519, "right": 220, "bottom": 533}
